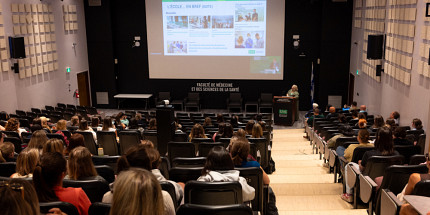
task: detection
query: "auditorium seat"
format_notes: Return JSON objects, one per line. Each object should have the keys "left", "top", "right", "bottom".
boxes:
{"left": 63, "top": 179, "right": 110, "bottom": 203}
{"left": 184, "top": 181, "right": 243, "bottom": 205}
{"left": 417, "top": 134, "right": 426, "bottom": 154}
{"left": 97, "top": 131, "right": 119, "bottom": 156}
{"left": 394, "top": 145, "right": 421, "bottom": 164}
{"left": 4, "top": 137, "right": 23, "bottom": 154}
{"left": 159, "top": 156, "right": 171, "bottom": 179}
{"left": 172, "top": 157, "right": 206, "bottom": 168}
{"left": 198, "top": 142, "right": 224, "bottom": 157}
{"left": 411, "top": 180, "right": 430, "bottom": 197}
{"left": 248, "top": 138, "right": 269, "bottom": 169}
{"left": 0, "top": 162, "right": 16, "bottom": 177}
{"left": 176, "top": 204, "right": 253, "bottom": 215}
{"left": 88, "top": 202, "right": 111, "bottom": 215}
{"left": 118, "top": 130, "right": 141, "bottom": 154}
{"left": 92, "top": 156, "right": 120, "bottom": 174}
{"left": 143, "top": 131, "right": 158, "bottom": 148}
{"left": 160, "top": 181, "right": 180, "bottom": 209}
{"left": 45, "top": 105, "right": 55, "bottom": 111}
{"left": 74, "top": 131, "right": 98, "bottom": 155}
{"left": 236, "top": 167, "right": 265, "bottom": 214}
{"left": 46, "top": 133, "right": 66, "bottom": 144}
{"left": 409, "top": 154, "right": 427, "bottom": 165}
{"left": 31, "top": 108, "right": 41, "bottom": 114}
{"left": 380, "top": 189, "right": 402, "bottom": 215}
{"left": 169, "top": 167, "right": 203, "bottom": 183}
{"left": 226, "top": 93, "right": 243, "bottom": 112}
{"left": 167, "top": 142, "right": 196, "bottom": 163}
{"left": 2, "top": 131, "right": 20, "bottom": 139}
{"left": 94, "top": 165, "right": 115, "bottom": 184}
{"left": 40, "top": 202, "right": 79, "bottom": 215}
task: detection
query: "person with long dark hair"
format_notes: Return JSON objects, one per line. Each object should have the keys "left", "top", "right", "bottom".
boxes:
{"left": 33, "top": 152, "right": 91, "bottom": 215}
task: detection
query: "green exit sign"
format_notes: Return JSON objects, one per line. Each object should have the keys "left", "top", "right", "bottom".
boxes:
{"left": 66, "top": 67, "right": 71, "bottom": 73}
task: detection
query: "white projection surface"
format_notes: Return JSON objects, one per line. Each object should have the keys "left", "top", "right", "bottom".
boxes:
{"left": 146, "top": 0, "right": 285, "bottom": 80}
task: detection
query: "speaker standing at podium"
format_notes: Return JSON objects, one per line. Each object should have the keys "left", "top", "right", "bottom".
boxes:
{"left": 287, "top": 85, "right": 299, "bottom": 121}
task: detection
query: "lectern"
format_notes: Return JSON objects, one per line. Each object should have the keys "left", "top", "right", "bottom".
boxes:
{"left": 156, "top": 105, "right": 175, "bottom": 156}
{"left": 273, "top": 96, "right": 297, "bottom": 126}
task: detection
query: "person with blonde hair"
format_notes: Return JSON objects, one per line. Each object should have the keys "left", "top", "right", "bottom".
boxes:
{"left": 189, "top": 123, "right": 207, "bottom": 141}
{"left": 55, "top": 119, "right": 69, "bottom": 146}
{"left": 66, "top": 146, "right": 106, "bottom": 183}
{"left": 110, "top": 168, "right": 168, "bottom": 215}
{"left": 39, "top": 117, "right": 52, "bottom": 133}
{"left": 11, "top": 148, "right": 40, "bottom": 178}
{"left": 0, "top": 142, "right": 15, "bottom": 163}
{"left": 43, "top": 139, "right": 64, "bottom": 154}
{"left": 251, "top": 123, "right": 263, "bottom": 138}
{"left": 69, "top": 115, "right": 80, "bottom": 127}
{"left": 28, "top": 130, "right": 48, "bottom": 150}
{"left": 0, "top": 179, "right": 40, "bottom": 215}
{"left": 5, "top": 118, "right": 26, "bottom": 135}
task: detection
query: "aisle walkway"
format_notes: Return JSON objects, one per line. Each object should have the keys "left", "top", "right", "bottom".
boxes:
{"left": 269, "top": 129, "right": 367, "bottom": 215}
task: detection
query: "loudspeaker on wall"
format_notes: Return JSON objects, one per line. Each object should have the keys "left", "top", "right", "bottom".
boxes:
{"left": 367, "top": 35, "right": 384, "bottom": 60}
{"left": 9, "top": 37, "right": 26, "bottom": 59}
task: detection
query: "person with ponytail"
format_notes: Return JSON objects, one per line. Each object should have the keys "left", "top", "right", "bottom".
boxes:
{"left": 102, "top": 144, "right": 175, "bottom": 215}
{"left": 33, "top": 152, "right": 91, "bottom": 215}
{"left": 411, "top": 118, "right": 423, "bottom": 131}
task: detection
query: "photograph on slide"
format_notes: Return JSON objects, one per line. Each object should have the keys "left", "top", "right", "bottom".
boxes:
{"left": 212, "top": 16, "right": 234, "bottom": 29}
{"left": 250, "top": 56, "right": 282, "bottom": 74}
{"left": 167, "top": 41, "right": 188, "bottom": 54}
{"left": 166, "top": 16, "right": 189, "bottom": 29}
{"left": 189, "top": 15, "right": 211, "bottom": 29}
{"left": 235, "top": 31, "right": 264, "bottom": 49}
{"left": 235, "top": 7, "right": 264, "bottom": 22}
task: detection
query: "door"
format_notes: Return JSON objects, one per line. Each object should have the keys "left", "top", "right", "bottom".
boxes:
{"left": 77, "top": 71, "right": 91, "bottom": 107}
{"left": 348, "top": 73, "right": 355, "bottom": 106}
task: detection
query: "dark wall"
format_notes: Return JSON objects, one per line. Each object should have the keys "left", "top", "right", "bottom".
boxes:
{"left": 84, "top": 0, "right": 352, "bottom": 110}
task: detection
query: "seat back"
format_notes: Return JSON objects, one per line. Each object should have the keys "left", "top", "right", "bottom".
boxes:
{"left": 169, "top": 167, "right": 203, "bottom": 183}
{"left": 63, "top": 179, "right": 110, "bottom": 203}
{"left": 40, "top": 201, "right": 79, "bottom": 215}
{"left": 46, "top": 133, "right": 65, "bottom": 144}
{"left": 406, "top": 129, "right": 425, "bottom": 141}
{"left": 409, "top": 155, "right": 427, "bottom": 165}
{"left": 118, "top": 131, "right": 141, "bottom": 154}
{"left": 19, "top": 119, "right": 30, "bottom": 129}
{"left": 184, "top": 181, "right": 243, "bottom": 205}
{"left": 168, "top": 142, "right": 196, "bottom": 163}
{"left": 3, "top": 131, "right": 20, "bottom": 139}
{"left": 417, "top": 134, "right": 426, "bottom": 154}
{"left": 173, "top": 132, "right": 188, "bottom": 142}
{"left": 335, "top": 137, "right": 358, "bottom": 148}
{"left": 159, "top": 156, "right": 171, "bottom": 179}
{"left": 74, "top": 131, "right": 98, "bottom": 155}
{"left": 236, "top": 167, "right": 264, "bottom": 213}
{"left": 229, "top": 93, "right": 242, "bottom": 102}
{"left": 143, "top": 131, "right": 158, "bottom": 148}
{"left": 380, "top": 164, "right": 429, "bottom": 195}
{"left": 176, "top": 204, "right": 253, "bottom": 215}
{"left": 0, "top": 162, "right": 16, "bottom": 177}
{"left": 92, "top": 156, "right": 120, "bottom": 174}
{"left": 260, "top": 93, "right": 273, "bottom": 104}
{"left": 363, "top": 155, "right": 405, "bottom": 180}
{"left": 160, "top": 181, "right": 179, "bottom": 209}
{"left": 248, "top": 138, "right": 269, "bottom": 169}
{"left": 188, "top": 93, "right": 200, "bottom": 101}
{"left": 172, "top": 157, "right": 206, "bottom": 168}
{"left": 158, "top": 92, "right": 171, "bottom": 101}
{"left": 394, "top": 145, "right": 421, "bottom": 164}
{"left": 97, "top": 131, "right": 118, "bottom": 156}
{"left": 198, "top": 142, "right": 224, "bottom": 157}
{"left": 4, "top": 137, "right": 23, "bottom": 154}
{"left": 380, "top": 189, "right": 401, "bottom": 215}
{"left": 94, "top": 165, "right": 115, "bottom": 184}
{"left": 88, "top": 202, "right": 111, "bottom": 215}
{"left": 411, "top": 180, "right": 430, "bottom": 197}
{"left": 350, "top": 147, "right": 375, "bottom": 163}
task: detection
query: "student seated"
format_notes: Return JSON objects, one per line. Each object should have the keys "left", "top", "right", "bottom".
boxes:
{"left": 306, "top": 108, "right": 324, "bottom": 126}
{"left": 102, "top": 144, "right": 175, "bottom": 215}
{"left": 245, "top": 120, "right": 255, "bottom": 135}
{"left": 11, "top": 148, "right": 39, "bottom": 178}
{"left": 27, "top": 130, "right": 48, "bottom": 151}
{"left": 110, "top": 168, "right": 169, "bottom": 215}
{"left": 336, "top": 129, "right": 373, "bottom": 163}
{"left": 372, "top": 115, "right": 385, "bottom": 130}
{"left": 327, "top": 125, "right": 355, "bottom": 149}
{"left": 411, "top": 118, "right": 423, "bottom": 131}
{"left": 55, "top": 119, "right": 69, "bottom": 146}
{"left": 0, "top": 142, "right": 15, "bottom": 163}
{"left": 64, "top": 134, "right": 85, "bottom": 156}
{"left": 42, "top": 139, "right": 64, "bottom": 154}
{"left": 5, "top": 118, "right": 26, "bottom": 136}
{"left": 251, "top": 123, "right": 263, "bottom": 138}
{"left": 197, "top": 146, "right": 255, "bottom": 202}
{"left": 77, "top": 120, "right": 97, "bottom": 142}
{"left": 393, "top": 127, "right": 412, "bottom": 145}
{"left": 65, "top": 146, "right": 107, "bottom": 183}
{"left": 189, "top": 123, "right": 207, "bottom": 142}
{"left": 33, "top": 152, "right": 91, "bottom": 215}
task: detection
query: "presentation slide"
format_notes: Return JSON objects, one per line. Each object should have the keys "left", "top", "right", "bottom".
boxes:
{"left": 146, "top": 0, "right": 285, "bottom": 80}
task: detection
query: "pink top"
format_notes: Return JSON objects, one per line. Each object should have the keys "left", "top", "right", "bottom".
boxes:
{"left": 53, "top": 186, "right": 91, "bottom": 215}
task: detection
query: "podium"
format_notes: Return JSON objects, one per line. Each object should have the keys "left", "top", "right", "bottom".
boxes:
{"left": 273, "top": 96, "right": 297, "bottom": 126}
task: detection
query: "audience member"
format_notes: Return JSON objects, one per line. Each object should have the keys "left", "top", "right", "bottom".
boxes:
{"left": 351, "top": 110, "right": 359, "bottom": 120}
{"left": 69, "top": 115, "right": 80, "bottom": 127}
{"left": 43, "top": 139, "right": 64, "bottom": 154}
{"left": 103, "top": 145, "right": 175, "bottom": 214}
{"left": 337, "top": 113, "right": 347, "bottom": 125}
{"left": 198, "top": 146, "right": 255, "bottom": 202}
{"left": 233, "top": 128, "right": 246, "bottom": 138}
{"left": 148, "top": 118, "right": 157, "bottom": 130}
{"left": 77, "top": 120, "right": 97, "bottom": 141}
{"left": 66, "top": 146, "right": 107, "bottom": 183}
{"left": 0, "top": 141, "right": 15, "bottom": 163}
{"left": 372, "top": 115, "right": 385, "bottom": 129}
{"left": 349, "top": 101, "right": 358, "bottom": 112}
{"left": 326, "top": 106, "right": 338, "bottom": 119}
{"left": 389, "top": 111, "right": 400, "bottom": 125}
{"left": 212, "top": 123, "right": 225, "bottom": 141}
{"left": 11, "top": 148, "right": 39, "bottom": 178}
{"left": 55, "top": 119, "right": 69, "bottom": 146}
{"left": 307, "top": 108, "right": 324, "bottom": 126}
{"left": 28, "top": 130, "right": 48, "bottom": 150}
{"left": 327, "top": 125, "right": 354, "bottom": 149}
{"left": 221, "top": 123, "right": 234, "bottom": 138}
{"left": 135, "top": 113, "right": 146, "bottom": 127}
{"left": 147, "top": 146, "right": 184, "bottom": 203}
{"left": 203, "top": 117, "right": 213, "bottom": 128}
{"left": 64, "top": 133, "right": 85, "bottom": 156}
{"left": 341, "top": 127, "right": 398, "bottom": 202}
{"left": 39, "top": 116, "right": 52, "bottom": 133}
{"left": 0, "top": 180, "right": 39, "bottom": 215}
{"left": 33, "top": 152, "right": 91, "bottom": 215}
{"left": 336, "top": 129, "right": 373, "bottom": 163}
{"left": 189, "top": 123, "right": 207, "bottom": 141}
{"left": 251, "top": 123, "right": 263, "bottom": 138}
{"left": 411, "top": 118, "right": 423, "bottom": 130}
{"left": 109, "top": 168, "right": 171, "bottom": 215}
{"left": 359, "top": 105, "right": 367, "bottom": 114}
{"left": 393, "top": 127, "right": 412, "bottom": 145}
{"left": 216, "top": 113, "right": 225, "bottom": 123}
{"left": 230, "top": 115, "right": 239, "bottom": 127}
{"left": 386, "top": 118, "right": 396, "bottom": 129}
{"left": 245, "top": 120, "right": 255, "bottom": 135}
{"left": 102, "top": 117, "right": 116, "bottom": 132}
{"left": 117, "top": 112, "right": 129, "bottom": 127}
{"left": 5, "top": 118, "right": 26, "bottom": 135}
{"left": 91, "top": 117, "right": 101, "bottom": 131}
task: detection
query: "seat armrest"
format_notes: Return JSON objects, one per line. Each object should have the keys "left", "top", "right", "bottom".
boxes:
{"left": 359, "top": 174, "right": 377, "bottom": 203}
{"left": 329, "top": 150, "right": 337, "bottom": 168}
{"left": 381, "top": 189, "right": 402, "bottom": 215}
{"left": 346, "top": 163, "right": 361, "bottom": 188}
